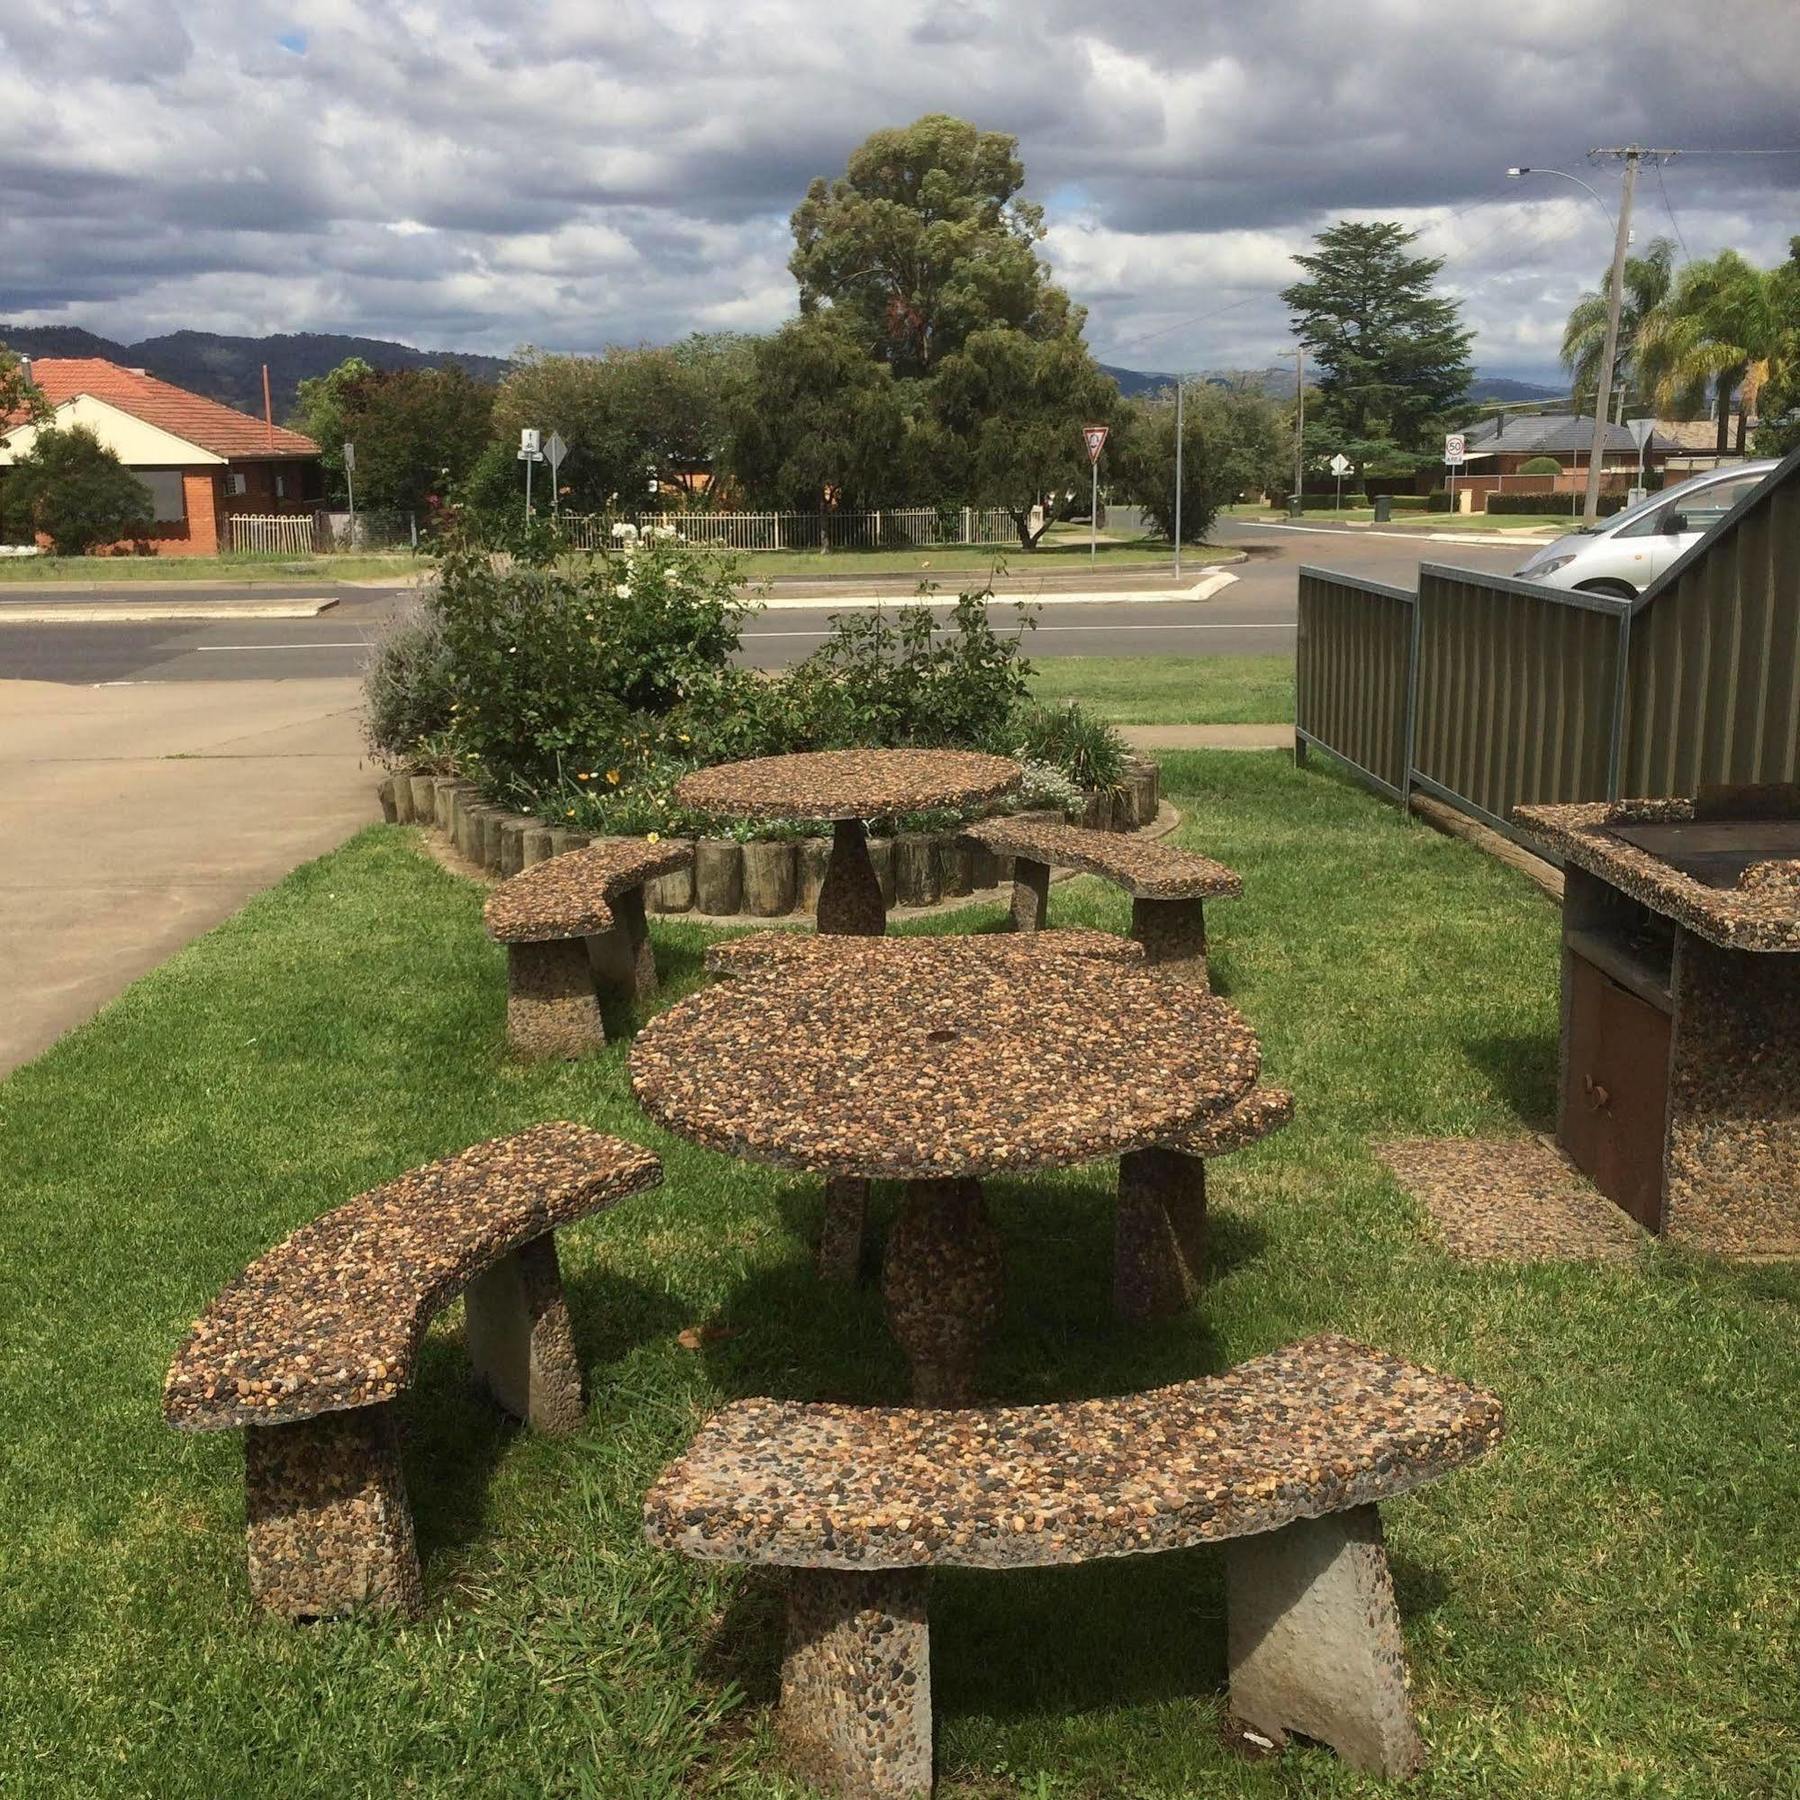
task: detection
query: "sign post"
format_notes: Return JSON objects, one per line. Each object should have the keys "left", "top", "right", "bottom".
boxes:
{"left": 1081, "top": 423, "right": 1109, "bottom": 562}
{"left": 1328, "top": 451, "right": 1352, "bottom": 513}
{"left": 342, "top": 441, "right": 357, "bottom": 549}
{"left": 1626, "top": 416, "right": 1655, "bottom": 505}
{"left": 518, "top": 428, "right": 543, "bottom": 521}
{"left": 544, "top": 432, "right": 568, "bottom": 518}
{"left": 1443, "top": 431, "right": 1466, "bottom": 510}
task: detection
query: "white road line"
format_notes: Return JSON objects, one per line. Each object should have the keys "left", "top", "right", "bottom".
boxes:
{"left": 195, "top": 642, "right": 370, "bottom": 650}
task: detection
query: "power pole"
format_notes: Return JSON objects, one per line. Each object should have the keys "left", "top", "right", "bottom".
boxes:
{"left": 1173, "top": 377, "right": 1184, "bottom": 582}
{"left": 1581, "top": 147, "right": 1674, "bottom": 526}
{"left": 1292, "top": 347, "right": 1305, "bottom": 511}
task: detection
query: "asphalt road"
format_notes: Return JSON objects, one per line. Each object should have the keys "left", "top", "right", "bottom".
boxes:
{"left": 0, "top": 521, "right": 1533, "bottom": 684}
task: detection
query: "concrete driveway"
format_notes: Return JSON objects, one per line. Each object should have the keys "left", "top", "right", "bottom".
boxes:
{"left": 0, "top": 677, "right": 377, "bottom": 1075}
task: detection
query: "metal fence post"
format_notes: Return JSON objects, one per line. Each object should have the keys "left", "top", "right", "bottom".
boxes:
{"left": 1401, "top": 595, "right": 1422, "bottom": 808}
{"left": 1606, "top": 604, "right": 1633, "bottom": 803}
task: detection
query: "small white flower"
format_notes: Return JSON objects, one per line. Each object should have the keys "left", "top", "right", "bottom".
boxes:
{"left": 615, "top": 584, "right": 632, "bottom": 599}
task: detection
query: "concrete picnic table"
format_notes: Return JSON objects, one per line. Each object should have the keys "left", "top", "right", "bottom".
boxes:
{"left": 629, "top": 937, "right": 1260, "bottom": 1401}
{"left": 674, "top": 748, "right": 1023, "bottom": 935}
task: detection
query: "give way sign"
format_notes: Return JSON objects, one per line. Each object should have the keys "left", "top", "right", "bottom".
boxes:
{"left": 1081, "top": 423, "right": 1110, "bottom": 463}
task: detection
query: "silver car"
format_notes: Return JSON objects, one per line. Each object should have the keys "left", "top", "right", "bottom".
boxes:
{"left": 1513, "top": 460, "right": 1778, "bottom": 597}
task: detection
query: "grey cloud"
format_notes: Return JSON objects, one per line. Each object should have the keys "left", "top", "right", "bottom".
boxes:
{"left": 1, "top": 0, "right": 1794, "bottom": 377}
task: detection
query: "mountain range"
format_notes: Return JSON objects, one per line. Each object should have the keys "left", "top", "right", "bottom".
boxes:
{"left": 1, "top": 324, "right": 1565, "bottom": 421}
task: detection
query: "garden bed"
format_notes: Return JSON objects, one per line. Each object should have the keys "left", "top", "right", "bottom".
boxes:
{"left": 5, "top": 748, "right": 1797, "bottom": 1795}
{"left": 378, "top": 759, "right": 1164, "bottom": 918}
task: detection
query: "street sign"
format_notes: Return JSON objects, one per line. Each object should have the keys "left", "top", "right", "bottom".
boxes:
{"left": 342, "top": 440, "right": 355, "bottom": 472}
{"left": 520, "top": 427, "right": 541, "bottom": 457}
{"left": 1081, "top": 423, "right": 1109, "bottom": 464}
{"left": 1443, "top": 432, "right": 1466, "bottom": 466}
{"left": 545, "top": 431, "right": 567, "bottom": 472}
{"left": 1627, "top": 417, "right": 1656, "bottom": 450}
{"left": 1328, "top": 453, "right": 1352, "bottom": 477}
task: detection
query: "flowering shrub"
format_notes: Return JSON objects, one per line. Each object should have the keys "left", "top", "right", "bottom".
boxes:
{"left": 363, "top": 512, "right": 1129, "bottom": 835}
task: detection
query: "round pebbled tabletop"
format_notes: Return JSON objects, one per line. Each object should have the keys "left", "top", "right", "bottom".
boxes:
{"left": 675, "top": 749, "right": 1024, "bottom": 937}
{"left": 630, "top": 947, "right": 1259, "bottom": 1182}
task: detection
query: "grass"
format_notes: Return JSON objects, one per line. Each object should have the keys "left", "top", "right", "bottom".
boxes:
{"left": 1030, "top": 655, "right": 1293, "bottom": 724}
{"left": 4, "top": 752, "right": 1798, "bottom": 1796}
{"left": 0, "top": 551, "right": 421, "bottom": 583}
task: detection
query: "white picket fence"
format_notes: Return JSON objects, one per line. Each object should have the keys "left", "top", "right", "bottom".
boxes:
{"left": 224, "top": 514, "right": 318, "bottom": 555}
{"left": 556, "top": 505, "right": 1019, "bottom": 554}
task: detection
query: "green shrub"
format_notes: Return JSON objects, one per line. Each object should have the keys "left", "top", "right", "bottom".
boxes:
{"left": 1001, "top": 700, "right": 1128, "bottom": 792}
{"left": 361, "top": 597, "right": 455, "bottom": 763}
{"left": 1426, "top": 490, "right": 1455, "bottom": 513}
{"left": 1386, "top": 494, "right": 1430, "bottom": 511}
{"left": 0, "top": 423, "right": 152, "bottom": 555}
{"left": 1518, "top": 455, "right": 1563, "bottom": 475}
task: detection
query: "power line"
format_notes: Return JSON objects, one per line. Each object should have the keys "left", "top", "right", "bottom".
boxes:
{"left": 1653, "top": 159, "right": 1692, "bottom": 263}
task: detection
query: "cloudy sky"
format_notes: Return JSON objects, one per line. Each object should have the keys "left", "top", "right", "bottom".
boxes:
{"left": 3, "top": 0, "right": 1797, "bottom": 381}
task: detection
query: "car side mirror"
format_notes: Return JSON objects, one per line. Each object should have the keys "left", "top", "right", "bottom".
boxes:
{"left": 1664, "top": 512, "right": 1689, "bottom": 535}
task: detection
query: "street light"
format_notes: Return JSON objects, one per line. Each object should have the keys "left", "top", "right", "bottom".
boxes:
{"left": 1505, "top": 165, "right": 1614, "bottom": 231}
{"left": 1506, "top": 161, "right": 1634, "bottom": 525}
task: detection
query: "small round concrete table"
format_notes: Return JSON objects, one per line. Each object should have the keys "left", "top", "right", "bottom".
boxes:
{"left": 675, "top": 749, "right": 1022, "bottom": 936}
{"left": 629, "top": 942, "right": 1260, "bottom": 1402}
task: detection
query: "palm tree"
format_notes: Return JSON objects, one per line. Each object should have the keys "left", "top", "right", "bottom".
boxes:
{"left": 1560, "top": 237, "right": 1676, "bottom": 416}
{"left": 1636, "top": 250, "right": 1789, "bottom": 454}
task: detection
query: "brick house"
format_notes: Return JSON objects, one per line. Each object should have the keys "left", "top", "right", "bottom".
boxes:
{"left": 0, "top": 358, "right": 323, "bottom": 555}
{"left": 1451, "top": 411, "right": 1677, "bottom": 506}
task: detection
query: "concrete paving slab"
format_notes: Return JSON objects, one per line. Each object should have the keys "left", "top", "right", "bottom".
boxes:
{"left": 1121, "top": 724, "right": 1294, "bottom": 750}
{"left": 0, "top": 677, "right": 377, "bottom": 1074}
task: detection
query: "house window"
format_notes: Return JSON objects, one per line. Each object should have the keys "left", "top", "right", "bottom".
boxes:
{"left": 137, "top": 469, "right": 187, "bottom": 523}
{"left": 274, "top": 472, "right": 287, "bottom": 500}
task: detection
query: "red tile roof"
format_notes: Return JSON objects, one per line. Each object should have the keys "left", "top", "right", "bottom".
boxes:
{"left": 7, "top": 358, "right": 319, "bottom": 459}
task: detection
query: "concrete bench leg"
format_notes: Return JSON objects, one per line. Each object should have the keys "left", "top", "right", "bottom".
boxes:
{"left": 506, "top": 938, "right": 605, "bottom": 1059}
{"left": 778, "top": 1567, "right": 933, "bottom": 1800}
{"left": 818, "top": 1177, "right": 869, "bottom": 1284}
{"left": 1008, "top": 856, "right": 1051, "bottom": 932}
{"left": 588, "top": 885, "right": 657, "bottom": 1007}
{"left": 244, "top": 1404, "right": 422, "bottom": 1621}
{"left": 1131, "top": 895, "right": 1209, "bottom": 988}
{"left": 1114, "top": 1147, "right": 1206, "bottom": 1320}
{"left": 883, "top": 1179, "right": 1003, "bottom": 1405}
{"left": 1224, "top": 1505, "right": 1426, "bottom": 1778}
{"left": 464, "top": 1233, "right": 584, "bottom": 1435}
{"left": 818, "top": 819, "right": 887, "bottom": 936}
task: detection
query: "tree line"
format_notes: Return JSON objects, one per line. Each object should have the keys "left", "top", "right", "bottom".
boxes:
{"left": 289, "top": 116, "right": 1292, "bottom": 548}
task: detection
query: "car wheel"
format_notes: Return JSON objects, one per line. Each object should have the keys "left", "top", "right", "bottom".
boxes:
{"left": 1573, "top": 579, "right": 1638, "bottom": 600}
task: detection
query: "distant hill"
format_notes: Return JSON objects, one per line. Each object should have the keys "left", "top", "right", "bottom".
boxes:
{"left": 0, "top": 326, "right": 510, "bottom": 420}
{"left": 1103, "top": 364, "right": 1565, "bottom": 406}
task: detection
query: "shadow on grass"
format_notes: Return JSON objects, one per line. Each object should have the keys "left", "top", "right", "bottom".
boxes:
{"left": 1463, "top": 1030, "right": 1558, "bottom": 1130}
{"left": 403, "top": 1266, "right": 687, "bottom": 1578}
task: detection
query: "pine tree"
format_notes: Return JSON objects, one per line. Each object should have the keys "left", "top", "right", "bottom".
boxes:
{"left": 1281, "top": 220, "right": 1473, "bottom": 470}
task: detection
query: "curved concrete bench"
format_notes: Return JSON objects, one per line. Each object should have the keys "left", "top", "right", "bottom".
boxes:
{"left": 1116, "top": 1086, "right": 1295, "bottom": 1321}
{"left": 483, "top": 839, "right": 694, "bottom": 1058}
{"left": 962, "top": 816, "right": 1241, "bottom": 987}
{"left": 165, "top": 1123, "right": 662, "bottom": 1620}
{"left": 646, "top": 1335, "right": 1504, "bottom": 1794}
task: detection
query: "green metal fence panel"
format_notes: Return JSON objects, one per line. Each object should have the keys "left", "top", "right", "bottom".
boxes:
{"left": 1621, "top": 452, "right": 1800, "bottom": 798}
{"left": 1411, "top": 566, "right": 1626, "bottom": 831}
{"left": 1295, "top": 568, "right": 1415, "bottom": 798}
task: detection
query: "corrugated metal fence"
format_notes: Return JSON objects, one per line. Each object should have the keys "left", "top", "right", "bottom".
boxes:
{"left": 1296, "top": 446, "right": 1800, "bottom": 840}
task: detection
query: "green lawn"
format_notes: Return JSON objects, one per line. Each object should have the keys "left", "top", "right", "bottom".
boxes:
{"left": 1031, "top": 655, "right": 1293, "bottom": 725}
{"left": 0, "top": 551, "right": 422, "bottom": 583}
{"left": 1221, "top": 503, "right": 1572, "bottom": 534}
{"left": 4, "top": 753, "right": 1796, "bottom": 1796}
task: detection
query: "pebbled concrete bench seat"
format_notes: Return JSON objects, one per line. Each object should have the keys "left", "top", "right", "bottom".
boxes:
{"left": 962, "top": 816, "right": 1241, "bottom": 987}
{"left": 1116, "top": 1086, "right": 1295, "bottom": 1321}
{"left": 646, "top": 1335, "right": 1504, "bottom": 1794}
{"left": 165, "top": 1123, "right": 662, "bottom": 1620}
{"left": 483, "top": 838, "right": 694, "bottom": 1058}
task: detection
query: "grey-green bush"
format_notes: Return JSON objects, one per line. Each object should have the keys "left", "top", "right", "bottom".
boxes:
{"left": 361, "top": 596, "right": 455, "bottom": 763}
